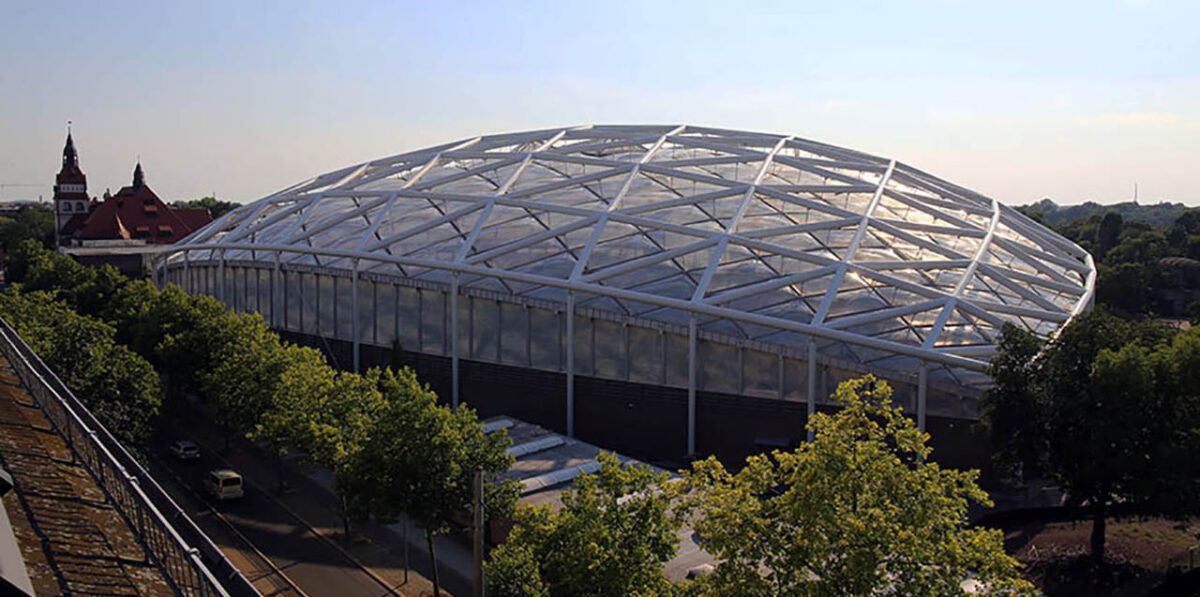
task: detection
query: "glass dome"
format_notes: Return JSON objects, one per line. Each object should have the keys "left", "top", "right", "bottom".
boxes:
{"left": 160, "top": 125, "right": 1096, "bottom": 400}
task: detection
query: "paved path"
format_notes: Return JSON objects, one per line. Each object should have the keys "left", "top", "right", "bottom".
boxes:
{"left": 143, "top": 445, "right": 304, "bottom": 596}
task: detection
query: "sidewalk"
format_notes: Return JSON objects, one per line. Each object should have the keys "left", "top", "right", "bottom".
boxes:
{"left": 165, "top": 400, "right": 475, "bottom": 597}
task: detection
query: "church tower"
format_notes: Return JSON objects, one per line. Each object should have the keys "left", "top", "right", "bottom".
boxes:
{"left": 53, "top": 130, "right": 89, "bottom": 244}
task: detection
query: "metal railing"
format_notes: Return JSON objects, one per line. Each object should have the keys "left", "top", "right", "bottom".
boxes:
{"left": 0, "top": 316, "right": 260, "bottom": 597}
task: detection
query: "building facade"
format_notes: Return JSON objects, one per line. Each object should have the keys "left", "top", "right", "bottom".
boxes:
{"left": 50, "top": 132, "right": 213, "bottom": 276}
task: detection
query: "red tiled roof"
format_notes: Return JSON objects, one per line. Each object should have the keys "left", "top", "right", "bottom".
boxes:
{"left": 72, "top": 184, "right": 212, "bottom": 245}
{"left": 173, "top": 208, "right": 213, "bottom": 233}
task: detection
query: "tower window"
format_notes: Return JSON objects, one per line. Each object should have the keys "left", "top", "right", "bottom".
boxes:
{"left": 64, "top": 203, "right": 72, "bottom": 212}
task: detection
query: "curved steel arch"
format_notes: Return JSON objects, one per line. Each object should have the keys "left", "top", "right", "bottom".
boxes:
{"left": 157, "top": 124, "right": 1096, "bottom": 393}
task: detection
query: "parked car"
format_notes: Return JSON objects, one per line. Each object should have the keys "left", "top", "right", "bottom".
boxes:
{"left": 170, "top": 440, "right": 200, "bottom": 461}
{"left": 204, "top": 469, "right": 244, "bottom": 500}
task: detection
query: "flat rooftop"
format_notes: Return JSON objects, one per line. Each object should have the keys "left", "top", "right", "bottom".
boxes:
{"left": 0, "top": 359, "right": 174, "bottom": 595}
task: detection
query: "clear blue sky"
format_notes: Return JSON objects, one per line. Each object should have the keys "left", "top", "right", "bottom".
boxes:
{"left": 1, "top": 1, "right": 1196, "bottom": 206}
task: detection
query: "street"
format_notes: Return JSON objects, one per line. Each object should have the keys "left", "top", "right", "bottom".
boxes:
{"left": 146, "top": 432, "right": 410, "bottom": 596}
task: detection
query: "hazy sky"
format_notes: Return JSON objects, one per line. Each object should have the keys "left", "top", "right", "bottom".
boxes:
{"left": 2, "top": 1, "right": 1196, "bottom": 207}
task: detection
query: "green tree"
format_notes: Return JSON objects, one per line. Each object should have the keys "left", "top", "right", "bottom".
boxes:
{"left": 687, "top": 375, "right": 1033, "bottom": 596}
{"left": 5, "top": 239, "right": 128, "bottom": 318}
{"left": 983, "top": 313, "right": 1179, "bottom": 565}
{"left": 0, "top": 288, "right": 161, "bottom": 445}
{"left": 0, "top": 206, "right": 55, "bottom": 254}
{"left": 156, "top": 296, "right": 249, "bottom": 389}
{"left": 3, "top": 239, "right": 43, "bottom": 283}
{"left": 346, "top": 368, "right": 517, "bottom": 596}
{"left": 254, "top": 355, "right": 386, "bottom": 536}
{"left": 486, "top": 451, "right": 684, "bottom": 597}
{"left": 170, "top": 196, "right": 239, "bottom": 218}
{"left": 1103, "top": 229, "right": 1168, "bottom": 266}
{"left": 21, "top": 242, "right": 94, "bottom": 297}
{"left": 1094, "top": 211, "right": 1123, "bottom": 261}
{"left": 76, "top": 342, "right": 163, "bottom": 443}
{"left": 1095, "top": 262, "right": 1152, "bottom": 316}
{"left": 201, "top": 313, "right": 289, "bottom": 451}
{"left": 249, "top": 344, "right": 331, "bottom": 488}
{"left": 1167, "top": 210, "right": 1200, "bottom": 247}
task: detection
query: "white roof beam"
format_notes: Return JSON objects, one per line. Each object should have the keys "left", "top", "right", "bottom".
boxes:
{"left": 568, "top": 126, "right": 686, "bottom": 282}
{"left": 704, "top": 264, "right": 841, "bottom": 305}
{"left": 364, "top": 202, "right": 486, "bottom": 253}
{"left": 690, "top": 137, "right": 792, "bottom": 302}
{"left": 451, "top": 130, "right": 573, "bottom": 265}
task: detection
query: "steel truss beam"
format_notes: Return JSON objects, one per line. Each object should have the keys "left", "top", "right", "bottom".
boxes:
{"left": 157, "top": 125, "right": 1097, "bottom": 396}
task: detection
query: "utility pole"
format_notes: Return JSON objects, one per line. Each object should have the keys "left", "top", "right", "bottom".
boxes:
{"left": 472, "top": 464, "right": 485, "bottom": 597}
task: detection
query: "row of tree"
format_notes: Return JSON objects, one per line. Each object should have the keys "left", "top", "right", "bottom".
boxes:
{"left": 3, "top": 240, "right": 515, "bottom": 594}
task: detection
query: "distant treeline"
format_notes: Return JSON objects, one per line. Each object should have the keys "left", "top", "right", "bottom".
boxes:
{"left": 1019, "top": 198, "right": 1195, "bottom": 229}
{"left": 1017, "top": 199, "right": 1200, "bottom": 319}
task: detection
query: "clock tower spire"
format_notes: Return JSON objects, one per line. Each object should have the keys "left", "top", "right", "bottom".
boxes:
{"left": 53, "top": 124, "right": 90, "bottom": 245}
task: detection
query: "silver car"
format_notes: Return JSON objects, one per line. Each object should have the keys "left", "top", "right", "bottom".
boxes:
{"left": 170, "top": 439, "right": 200, "bottom": 461}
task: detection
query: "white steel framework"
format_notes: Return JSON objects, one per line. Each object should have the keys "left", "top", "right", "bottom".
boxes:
{"left": 155, "top": 125, "right": 1096, "bottom": 447}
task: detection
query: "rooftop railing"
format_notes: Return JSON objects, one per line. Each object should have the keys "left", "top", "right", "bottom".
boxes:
{"left": 0, "top": 316, "right": 259, "bottom": 597}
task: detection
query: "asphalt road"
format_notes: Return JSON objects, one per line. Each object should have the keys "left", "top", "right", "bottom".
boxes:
{"left": 146, "top": 434, "right": 403, "bottom": 597}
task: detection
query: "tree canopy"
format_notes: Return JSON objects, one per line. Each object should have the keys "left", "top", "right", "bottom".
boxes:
{"left": 0, "top": 206, "right": 55, "bottom": 255}
{"left": 1017, "top": 203, "right": 1200, "bottom": 318}
{"left": 0, "top": 288, "right": 161, "bottom": 444}
{"left": 686, "top": 375, "right": 1032, "bottom": 596}
{"left": 346, "top": 367, "right": 517, "bottom": 595}
{"left": 486, "top": 451, "right": 684, "bottom": 597}
{"left": 982, "top": 311, "right": 1199, "bottom": 563}
{"left": 170, "top": 196, "right": 240, "bottom": 218}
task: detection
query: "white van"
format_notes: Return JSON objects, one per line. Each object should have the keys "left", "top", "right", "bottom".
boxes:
{"left": 204, "top": 469, "right": 244, "bottom": 500}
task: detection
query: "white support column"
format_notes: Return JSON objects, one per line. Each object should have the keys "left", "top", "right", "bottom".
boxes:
{"left": 352, "top": 259, "right": 361, "bottom": 373}
{"left": 272, "top": 252, "right": 282, "bottom": 329}
{"left": 565, "top": 290, "right": 575, "bottom": 438}
{"left": 451, "top": 273, "right": 460, "bottom": 408}
{"left": 183, "top": 251, "right": 190, "bottom": 292}
{"left": 918, "top": 361, "right": 928, "bottom": 432}
{"left": 217, "top": 249, "right": 226, "bottom": 307}
{"left": 777, "top": 353, "right": 785, "bottom": 400}
{"left": 687, "top": 313, "right": 697, "bottom": 456}
{"left": 807, "top": 339, "right": 818, "bottom": 442}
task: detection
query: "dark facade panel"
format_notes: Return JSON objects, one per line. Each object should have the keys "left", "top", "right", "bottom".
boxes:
{"left": 279, "top": 331, "right": 992, "bottom": 475}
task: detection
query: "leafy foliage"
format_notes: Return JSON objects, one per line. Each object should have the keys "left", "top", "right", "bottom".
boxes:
{"left": 1017, "top": 201, "right": 1200, "bottom": 317}
{"left": 201, "top": 313, "right": 292, "bottom": 446}
{"left": 0, "top": 288, "right": 161, "bottom": 444}
{"left": 345, "top": 367, "right": 517, "bottom": 594}
{"left": 686, "top": 375, "right": 1033, "bottom": 596}
{"left": 170, "top": 196, "right": 240, "bottom": 218}
{"left": 347, "top": 367, "right": 518, "bottom": 529}
{"left": 0, "top": 206, "right": 55, "bottom": 255}
{"left": 1021, "top": 199, "right": 1194, "bottom": 229}
{"left": 249, "top": 344, "right": 332, "bottom": 457}
{"left": 486, "top": 452, "right": 683, "bottom": 597}
{"left": 983, "top": 312, "right": 1199, "bottom": 562}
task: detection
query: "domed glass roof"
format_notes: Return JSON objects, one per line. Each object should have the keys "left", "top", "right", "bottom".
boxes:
{"left": 167, "top": 125, "right": 1096, "bottom": 384}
